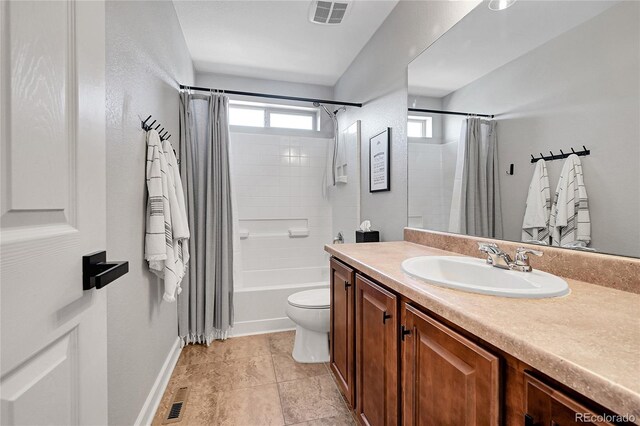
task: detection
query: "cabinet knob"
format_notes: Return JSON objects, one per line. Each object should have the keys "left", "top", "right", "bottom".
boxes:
{"left": 401, "top": 325, "right": 412, "bottom": 341}
{"left": 344, "top": 280, "right": 351, "bottom": 289}
{"left": 524, "top": 414, "right": 535, "bottom": 426}
{"left": 383, "top": 311, "right": 392, "bottom": 324}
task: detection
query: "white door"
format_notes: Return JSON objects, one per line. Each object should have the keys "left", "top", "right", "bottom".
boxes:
{"left": 1, "top": 1, "right": 109, "bottom": 425}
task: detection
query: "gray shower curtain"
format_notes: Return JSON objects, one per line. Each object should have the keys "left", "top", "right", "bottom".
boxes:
{"left": 178, "top": 92, "right": 234, "bottom": 344}
{"left": 449, "top": 117, "right": 503, "bottom": 238}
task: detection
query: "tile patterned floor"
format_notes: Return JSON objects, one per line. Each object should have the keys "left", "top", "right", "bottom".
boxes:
{"left": 152, "top": 331, "right": 356, "bottom": 426}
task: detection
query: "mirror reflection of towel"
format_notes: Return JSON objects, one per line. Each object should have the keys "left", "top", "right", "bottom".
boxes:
{"left": 522, "top": 159, "right": 551, "bottom": 244}
{"left": 550, "top": 154, "right": 591, "bottom": 247}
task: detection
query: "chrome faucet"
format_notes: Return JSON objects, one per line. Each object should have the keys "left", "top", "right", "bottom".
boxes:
{"left": 478, "top": 242, "right": 513, "bottom": 270}
{"left": 333, "top": 232, "right": 344, "bottom": 244}
{"left": 477, "top": 243, "right": 542, "bottom": 272}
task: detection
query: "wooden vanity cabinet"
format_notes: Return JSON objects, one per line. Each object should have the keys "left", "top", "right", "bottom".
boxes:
{"left": 524, "top": 373, "right": 615, "bottom": 426}
{"left": 330, "top": 258, "right": 356, "bottom": 407}
{"left": 328, "top": 257, "right": 622, "bottom": 426}
{"left": 355, "top": 274, "right": 399, "bottom": 426}
{"left": 400, "top": 303, "right": 500, "bottom": 426}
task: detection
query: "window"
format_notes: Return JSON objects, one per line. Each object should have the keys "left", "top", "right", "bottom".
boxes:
{"left": 229, "top": 101, "right": 319, "bottom": 131}
{"left": 229, "top": 107, "right": 265, "bottom": 127}
{"left": 407, "top": 115, "right": 433, "bottom": 138}
{"left": 269, "top": 112, "right": 314, "bottom": 130}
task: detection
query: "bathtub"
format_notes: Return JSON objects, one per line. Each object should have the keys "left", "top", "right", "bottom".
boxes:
{"left": 230, "top": 266, "right": 329, "bottom": 336}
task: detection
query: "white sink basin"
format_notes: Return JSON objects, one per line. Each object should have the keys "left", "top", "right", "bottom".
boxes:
{"left": 401, "top": 256, "right": 569, "bottom": 299}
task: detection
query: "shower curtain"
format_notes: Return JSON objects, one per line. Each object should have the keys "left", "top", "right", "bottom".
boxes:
{"left": 448, "top": 117, "right": 503, "bottom": 238}
{"left": 178, "top": 92, "right": 234, "bottom": 344}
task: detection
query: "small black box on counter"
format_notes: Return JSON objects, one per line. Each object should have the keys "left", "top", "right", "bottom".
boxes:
{"left": 355, "top": 230, "right": 380, "bottom": 243}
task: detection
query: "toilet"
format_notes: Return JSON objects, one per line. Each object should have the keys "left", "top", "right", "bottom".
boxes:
{"left": 286, "top": 288, "right": 330, "bottom": 363}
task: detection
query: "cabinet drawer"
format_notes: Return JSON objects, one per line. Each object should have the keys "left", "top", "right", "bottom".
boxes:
{"left": 524, "top": 373, "right": 615, "bottom": 426}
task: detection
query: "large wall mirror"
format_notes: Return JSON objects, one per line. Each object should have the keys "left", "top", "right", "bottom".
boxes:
{"left": 407, "top": 0, "right": 639, "bottom": 258}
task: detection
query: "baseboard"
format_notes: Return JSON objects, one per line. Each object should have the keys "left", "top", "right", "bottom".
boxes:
{"left": 229, "top": 317, "right": 295, "bottom": 337}
{"left": 134, "top": 337, "right": 182, "bottom": 426}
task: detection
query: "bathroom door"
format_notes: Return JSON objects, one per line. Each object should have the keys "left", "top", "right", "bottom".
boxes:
{"left": 1, "top": 1, "right": 109, "bottom": 425}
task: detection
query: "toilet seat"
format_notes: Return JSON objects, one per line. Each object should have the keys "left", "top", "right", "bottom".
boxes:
{"left": 287, "top": 288, "right": 330, "bottom": 309}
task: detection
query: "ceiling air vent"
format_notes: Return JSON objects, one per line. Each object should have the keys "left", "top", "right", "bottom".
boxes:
{"left": 309, "top": 1, "right": 351, "bottom": 25}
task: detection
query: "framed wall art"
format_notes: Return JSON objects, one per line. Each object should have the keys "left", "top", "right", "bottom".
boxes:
{"left": 369, "top": 128, "right": 390, "bottom": 192}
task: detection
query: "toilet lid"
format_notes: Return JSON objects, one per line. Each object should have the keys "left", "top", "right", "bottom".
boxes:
{"left": 287, "top": 289, "right": 330, "bottom": 309}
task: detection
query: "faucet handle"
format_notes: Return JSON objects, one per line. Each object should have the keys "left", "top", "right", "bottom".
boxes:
{"left": 516, "top": 247, "right": 543, "bottom": 258}
{"left": 478, "top": 242, "right": 498, "bottom": 251}
{"left": 478, "top": 242, "right": 498, "bottom": 247}
{"left": 514, "top": 247, "right": 543, "bottom": 271}
{"left": 478, "top": 242, "right": 501, "bottom": 265}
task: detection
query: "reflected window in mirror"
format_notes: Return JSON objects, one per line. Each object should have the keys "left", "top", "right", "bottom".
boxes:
{"left": 407, "top": 116, "right": 432, "bottom": 138}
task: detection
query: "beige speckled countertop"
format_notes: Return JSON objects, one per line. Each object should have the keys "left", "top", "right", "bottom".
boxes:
{"left": 325, "top": 241, "right": 640, "bottom": 418}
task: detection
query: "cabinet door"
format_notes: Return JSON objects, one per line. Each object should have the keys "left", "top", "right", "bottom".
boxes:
{"left": 356, "top": 275, "right": 399, "bottom": 426}
{"left": 330, "top": 258, "right": 356, "bottom": 407}
{"left": 401, "top": 304, "right": 500, "bottom": 426}
{"left": 524, "top": 373, "right": 615, "bottom": 426}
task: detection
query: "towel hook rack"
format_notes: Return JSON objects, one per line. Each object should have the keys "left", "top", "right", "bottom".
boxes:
{"left": 530, "top": 145, "right": 590, "bottom": 163}
{"left": 141, "top": 114, "right": 172, "bottom": 142}
{"left": 141, "top": 114, "right": 178, "bottom": 164}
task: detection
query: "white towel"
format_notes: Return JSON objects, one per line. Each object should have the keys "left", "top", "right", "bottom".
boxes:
{"left": 144, "top": 130, "right": 167, "bottom": 263}
{"left": 521, "top": 159, "right": 551, "bottom": 244}
{"left": 162, "top": 138, "right": 190, "bottom": 283}
{"left": 144, "top": 130, "right": 189, "bottom": 302}
{"left": 550, "top": 154, "right": 590, "bottom": 247}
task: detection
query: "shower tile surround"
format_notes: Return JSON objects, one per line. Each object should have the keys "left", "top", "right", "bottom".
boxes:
{"left": 152, "top": 332, "right": 356, "bottom": 425}
{"left": 407, "top": 140, "right": 457, "bottom": 230}
{"left": 230, "top": 131, "right": 333, "bottom": 334}
{"left": 231, "top": 132, "right": 332, "bottom": 281}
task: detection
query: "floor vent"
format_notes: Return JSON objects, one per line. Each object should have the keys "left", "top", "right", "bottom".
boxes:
{"left": 162, "top": 387, "right": 189, "bottom": 424}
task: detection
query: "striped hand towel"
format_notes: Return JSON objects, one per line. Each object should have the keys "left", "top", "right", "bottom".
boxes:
{"left": 144, "top": 130, "right": 184, "bottom": 302}
{"left": 162, "top": 138, "right": 190, "bottom": 286}
{"left": 521, "top": 159, "right": 551, "bottom": 244}
{"left": 550, "top": 154, "right": 591, "bottom": 247}
{"left": 144, "top": 130, "right": 167, "bottom": 264}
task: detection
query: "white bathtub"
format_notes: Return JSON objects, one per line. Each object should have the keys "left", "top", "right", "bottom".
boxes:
{"left": 231, "top": 266, "right": 329, "bottom": 336}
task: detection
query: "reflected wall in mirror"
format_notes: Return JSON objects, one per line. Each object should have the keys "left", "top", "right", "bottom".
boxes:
{"left": 407, "top": 0, "right": 640, "bottom": 258}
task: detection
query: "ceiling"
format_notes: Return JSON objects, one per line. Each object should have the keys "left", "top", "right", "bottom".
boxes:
{"left": 173, "top": 0, "right": 398, "bottom": 86}
{"left": 408, "top": 0, "right": 619, "bottom": 98}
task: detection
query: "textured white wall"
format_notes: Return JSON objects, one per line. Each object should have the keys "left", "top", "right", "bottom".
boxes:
{"left": 196, "top": 72, "right": 334, "bottom": 99}
{"left": 442, "top": 1, "right": 640, "bottom": 257}
{"left": 105, "top": 2, "right": 194, "bottom": 424}
{"left": 334, "top": 0, "right": 480, "bottom": 241}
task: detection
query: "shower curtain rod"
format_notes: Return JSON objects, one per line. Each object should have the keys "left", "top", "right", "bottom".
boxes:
{"left": 179, "top": 84, "right": 362, "bottom": 108}
{"left": 409, "top": 107, "right": 494, "bottom": 119}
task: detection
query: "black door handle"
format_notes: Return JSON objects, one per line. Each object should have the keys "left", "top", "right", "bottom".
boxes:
{"left": 383, "top": 311, "right": 392, "bottom": 324}
{"left": 83, "top": 251, "right": 129, "bottom": 290}
{"left": 344, "top": 280, "right": 351, "bottom": 289}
